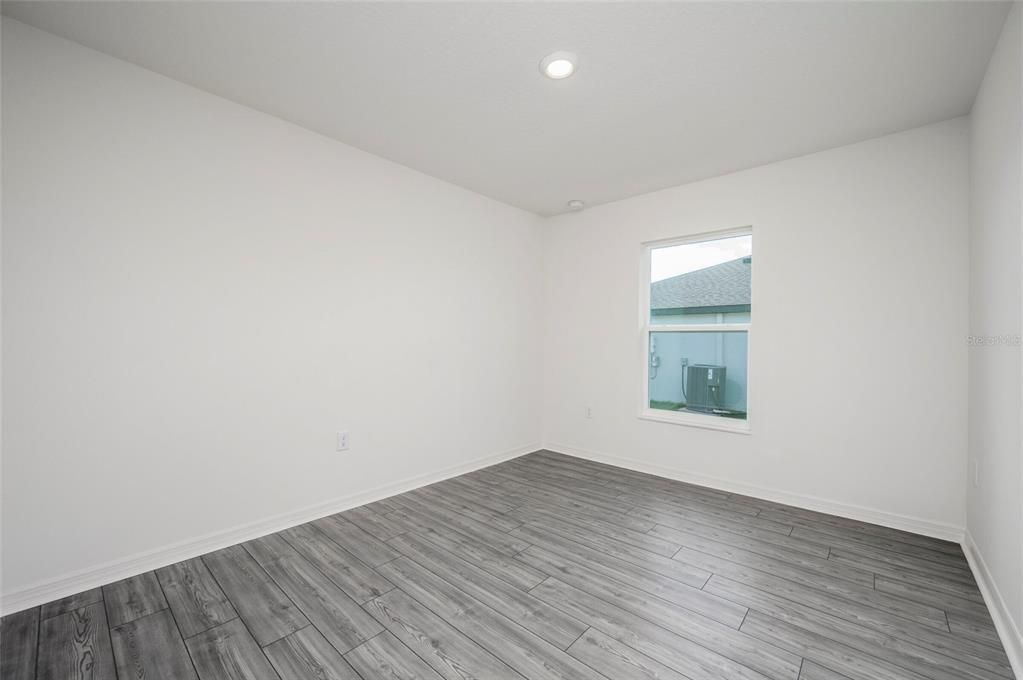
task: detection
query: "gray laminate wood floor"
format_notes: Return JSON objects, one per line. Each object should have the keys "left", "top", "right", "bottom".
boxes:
{"left": 1, "top": 450, "right": 1015, "bottom": 680}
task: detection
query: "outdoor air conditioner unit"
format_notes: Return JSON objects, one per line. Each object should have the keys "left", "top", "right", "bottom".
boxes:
{"left": 686, "top": 364, "right": 725, "bottom": 412}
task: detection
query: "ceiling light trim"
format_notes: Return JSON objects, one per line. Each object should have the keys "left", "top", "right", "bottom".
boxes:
{"left": 540, "top": 51, "right": 577, "bottom": 80}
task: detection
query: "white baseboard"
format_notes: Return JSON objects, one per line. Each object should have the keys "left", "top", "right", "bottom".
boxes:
{"left": 962, "top": 532, "right": 1023, "bottom": 678}
{"left": 543, "top": 442, "right": 965, "bottom": 543}
{"left": 1, "top": 443, "right": 539, "bottom": 616}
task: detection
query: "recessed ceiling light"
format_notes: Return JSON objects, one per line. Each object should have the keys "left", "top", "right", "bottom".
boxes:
{"left": 567, "top": 199, "right": 585, "bottom": 211}
{"left": 540, "top": 51, "right": 577, "bottom": 80}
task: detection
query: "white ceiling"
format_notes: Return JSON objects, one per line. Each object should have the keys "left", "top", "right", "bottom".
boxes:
{"left": 2, "top": 1, "right": 1011, "bottom": 216}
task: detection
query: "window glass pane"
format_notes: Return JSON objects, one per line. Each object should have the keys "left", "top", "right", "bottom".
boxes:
{"left": 648, "top": 331, "right": 747, "bottom": 419}
{"left": 650, "top": 234, "right": 751, "bottom": 324}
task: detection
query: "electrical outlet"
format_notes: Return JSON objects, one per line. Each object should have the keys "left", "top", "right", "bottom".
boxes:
{"left": 337, "top": 431, "right": 350, "bottom": 452}
{"left": 586, "top": 406, "right": 593, "bottom": 419}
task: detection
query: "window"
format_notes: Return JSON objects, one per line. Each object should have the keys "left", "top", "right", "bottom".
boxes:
{"left": 641, "top": 229, "right": 751, "bottom": 432}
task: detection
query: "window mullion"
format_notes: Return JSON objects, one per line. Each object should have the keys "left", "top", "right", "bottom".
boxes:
{"left": 648, "top": 324, "right": 749, "bottom": 333}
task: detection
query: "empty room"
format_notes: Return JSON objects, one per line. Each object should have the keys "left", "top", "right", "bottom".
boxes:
{"left": 1, "top": 1, "right": 1022, "bottom": 679}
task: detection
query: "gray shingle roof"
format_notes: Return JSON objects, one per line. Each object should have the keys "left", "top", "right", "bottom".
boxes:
{"left": 651, "top": 256, "right": 751, "bottom": 311}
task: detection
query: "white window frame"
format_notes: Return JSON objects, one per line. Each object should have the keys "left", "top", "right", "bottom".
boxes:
{"left": 639, "top": 227, "right": 752, "bottom": 434}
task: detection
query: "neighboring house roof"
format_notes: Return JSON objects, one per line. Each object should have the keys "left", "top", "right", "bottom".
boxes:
{"left": 651, "top": 256, "right": 751, "bottom": 313}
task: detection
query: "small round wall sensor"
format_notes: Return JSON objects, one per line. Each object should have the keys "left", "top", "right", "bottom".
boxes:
{"left": 540, "top": 51, "right": 578, "bottom": 79}
{"left": 567, "top": 199, "right": 586, "bottom": 211}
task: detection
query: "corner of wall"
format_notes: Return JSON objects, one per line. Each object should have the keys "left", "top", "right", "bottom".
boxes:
{"left": 963, "top": 532, "right": 1023, "bottom": 678}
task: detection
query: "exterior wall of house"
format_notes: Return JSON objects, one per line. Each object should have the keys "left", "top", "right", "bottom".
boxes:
{"left": 648, "top": 310, "right": 750, "bottom": 411}
{"left": 648, "top": 330, "right": 748, "bottom": 411}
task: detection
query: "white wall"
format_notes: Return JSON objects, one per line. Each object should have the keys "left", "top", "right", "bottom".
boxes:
{"left": 1, "top": 20, "right": 543, "bottom": 602}
{"left": 967, "top": 1, "right": 1023, "bottom": 662}
{"left": 543, "top": 118, "right": 970, "bottom": 535}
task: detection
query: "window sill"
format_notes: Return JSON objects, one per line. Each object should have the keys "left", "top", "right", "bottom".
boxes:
{"left": 638, "top": 409, "right": 751, "bottom": 434}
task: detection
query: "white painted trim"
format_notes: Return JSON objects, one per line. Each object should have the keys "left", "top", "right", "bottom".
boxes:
{"left": 962, "top": 532, "right": 1023, "bottom": 678}
{"left": 643, "top": 226, "right": 755, "bottom": 251}
{"left": 638, "top": 409, "right": 751, "bottom": 434}
{"left": 646, "top": 323, "right": 752, "bottom": 333}
{"left": 543, "top": 442, "right": 965, "bottom": 542}
{"left": 0, "top": 443, "right": 539, "bottom": 616}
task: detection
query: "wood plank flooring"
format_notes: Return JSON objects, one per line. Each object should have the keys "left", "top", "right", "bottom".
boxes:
{"left": 1, "top": 450, "right": 1015, "bottom": 680}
